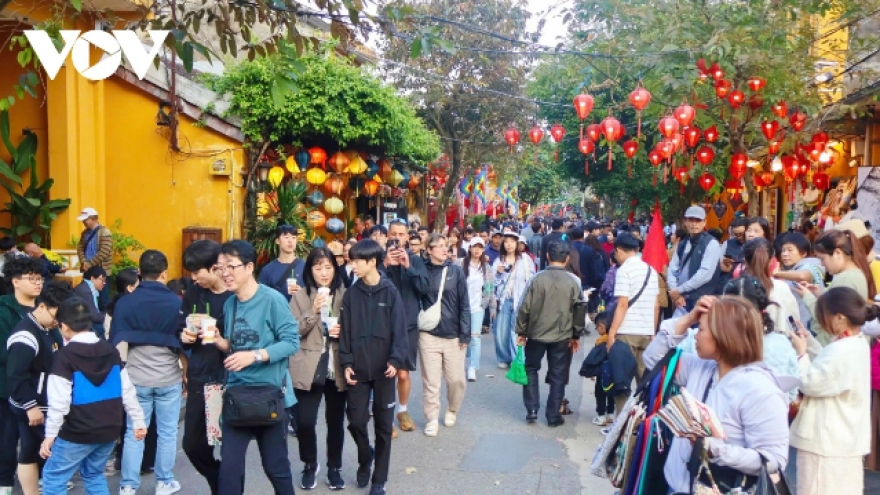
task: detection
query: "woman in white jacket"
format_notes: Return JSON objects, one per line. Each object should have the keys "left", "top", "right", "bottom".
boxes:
{"left": 789, "top": 286, "right": 873, "bottom": 495}
{"left": 491, "top": 232, "right": 535, "bottom": 368}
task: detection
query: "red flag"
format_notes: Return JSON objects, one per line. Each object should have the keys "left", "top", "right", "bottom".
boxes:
{"left": 642, "top": 202, "right": 669, "bottom": 273}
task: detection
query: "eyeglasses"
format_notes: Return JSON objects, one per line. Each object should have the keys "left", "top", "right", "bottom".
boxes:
{"left": 212, "top": 264, "right": 245, "bottom": 274}
{"left": 732, "top": 231, "right": 746, "bottom": 238}
{"left": 20, "top": 275, "right": 44, "bottom": 284}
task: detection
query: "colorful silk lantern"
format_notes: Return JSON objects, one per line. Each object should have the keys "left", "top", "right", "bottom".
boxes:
{"left": 648, "top": 149, "right": 663, "bottom": 185}
{"left": 659, "top": 116, "right": 680, "bottom": 139}
{"left": 790, "top": 112, "right": 807, "bottom": 132}
{"left": 306, "top": 189, "right": 325, "bottom": 206}
{"left": 378, "top": 159, "right": 394, "bottom": 182}
{"left": 267, "top": 166, "right": 285, "bottom": 188}
{"left": 285, "top": 156, "right": 301, "bottom": 175}
{"left": 550, "top": 124, "right": 566, "bottom": 162}
{"left": 578, "top": 138, "right": 594, "bottom": 175}
{"left": 365, "top": 159, "right": 379, "bottom": 178}
{"left": 684, "top": 126, "right": 701, "bottom": 148}
{"left": 326, "top": 152, "right": 349, "bottom": 174}
{"left": 407, "top": 174, "right": 421, "bottom": 190}
{"left": 812, "top": 132, "right": 829, "bottom": 147}
{"left": 671, "top": 132, "right": 684, "bottom": 152}
{"left": 324, "top": 196, "right": 344, "bottom": 215}
{"left": 658, "top": 140, "right": 675, "bottom": 159}
{"left": 714, "top": 79, "right": 732, "bottom": 99}
{"left": 728, "top": 90, "right": 745, "bottom": 109}
{"left": 761, "top": 120, "right": 780, "bottom": 141}
{"left": 769, "top": 140, "right": 782, "bottom": 155}
{"left": 813, "top": 171, "right": 830, "bottom": 190}
{"left": 295, "top": 149, "right": 311, "bottom": 171}
{"left": 305, "top": 167, "right": 327, "bottom": 186}
{"left": 747, "top": 76, "right": 766, "bottom": 92}
{"left": 387, "top": 169, "right": 404, "bottom": 187}
{"left": 364, "top": 179, "right": 379, "bottom": 196}
{"left": 623, "top": 140, "right": 638, "bottom": 178}
{"left": 782, "top": 155, "right": 799, "bottom": 181}
{"left": 675, "top": 166, "right": 690, "bottom": 193}
{"left": 344, "top": 150, "right": 367, "bottom": 174}
{"left": 574, "top": 92, "right": 595, "bottom": 141}
{"left": 628, "top": 86, "right": 652, "bottom": 137}
{"left": 324, "top": 174, "right": 345, "bottom": 195}
{"left": 586, "top": 123, "right": 602, "bottom": 142}
{"left": 600, "top": 115, "right": 623, "bottom": 170}
{"left": 325, "top": 217, "right": 345, "bottom": 234}
{"left": 307, "top": 211, "right": 326, "bottom": 229}
{"left": 308, "top": 147, "right": 327, "bottom": 168}
{"left": 504, "top": 127, "right": 520, "bottom": 152}
{"left": 772, "top": 101, "right": 788, "bottom": 119}
{"left": 528, "top": 125, "right": 544, "bottom": 163}
{"left": 759, "top": 171, "right": 775, "bottom": 186}
{"left": 695, "top": 146, "right": 715, "bottom": 166}
{"left": 730, "top": 153, "right": 748, "bottom": 178}
{"left": 698, "top": 172, "right": 716, "bottom": 192}
{"left": 704, "top": 125, "right": 719, "bottom": 143}
{"left": 348, "top": 177, "right": 366, "bottom": 197}
{"left": 675, "top": 103, "right": 696, "bottom": 127}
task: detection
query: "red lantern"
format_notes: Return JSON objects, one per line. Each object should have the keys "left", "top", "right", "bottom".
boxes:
{"left": 729, "top": 154, "right": 747, "bottom": 180}
{"left": 573, "top": 93, "right": 594, "bottom": 121}
{"left": 695, "top": 145, "right": 715, "bottom": 166}
{"left": 648, "top": 149, "right": 663, "bottom": 185}
{"left": 659, "top": 116, "right": 680, "bottom": 139}
{"left": 658, "top": 140, "right": 675, "bottom": 159}
{"left": 309, "top": 147, "right": 328, "bottom": 168}
{"left": 586, "top": 123, "right": 602, "bottom": 142}
{"left": 747, "top": 76, "right": 766, "bottom": 92}
{"left": 671, "top": 132, "right": 684, "bottom": 152}
{"left": 684, "top": 126, "right": 701, "bottom": 148}
{"left": 529, "top": 125, "right": 544, "bottom": 145}
{"left": 600, "top": 115, "right": 623, "bottom": 170}
{"left": 704, "top": 125, "right": 719, "bottom": 143}
{"left": 698, "top": 172, "right": 716, "bottom": 192}
{"left": 772, "top": 101, "right": 788, "bottom": 119}
{"left": 728, "top": 90, "right": 745, "bottom": 109}
{"left": 725, "top": 179, "right": 744, "bottom": 199}
{"left": 798, "top": 158, "right": 810, "bottom": 177}
{"left": 549, "top": 124, "right": 565, "bottom": 162}
{"left": 813, "top": 171, "right": 830, "bottom": 190}
{"left": 748, "top": 94, "right": 764, "bottom": 110}
{"left": 782, "top": 155, "right": 799, "bottom": 181}
{"left": 709, "top": 62, "right": 724, "bottom": 80}
{"left": 674, "top": 103, "right": 696, "bottom": 127}
{"left": 789, "top": 112, "right": 807, "bottom": 131}
{"left": 578, "top": 139, "right": 594, "bottom": 175}
{"left": 714, "top": 79, "right": 732, "bottom": 99}
{"left": 760, "top": 171, "right": 775, "bottom": 186}
{"left": 504, "top": 127, "right": 520, "bottom": 152}
{"left": 628, "top": 86, "right": 652, "bottom": 137}
{"left": 809, "top": 143, "right": 823, "bottom": 162}
{"left": 761, "top": 120, "right": 780, "bottom": 140}
{"left": 675, "top": 166, "right": 690, "bottom": 193}
{"left": 768, "top": 140, "right": 781, "bottom": 155}
{"left": 623, "top": 140, "right": 638, "bottom": 178}
{"left": 812, "top": 132, "right": 829, "bottom": 147}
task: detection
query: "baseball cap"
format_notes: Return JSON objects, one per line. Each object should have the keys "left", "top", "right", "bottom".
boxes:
{"left": 76, "top": 207, "right": 98, "bottom": 222}
{"left": 518, "top": 235, "right": 528, "bottom": 244}
{"left": 469, "top": 237, "right": 486, "bottom": 247}
{"left": 684, "top": 206, "right": 707, "bottom": 221}
{"left": 491, "top": 230, "right": 503, "bottom": 237}
{"left": 836, "top": 219, "right": 869, "bottom": 239}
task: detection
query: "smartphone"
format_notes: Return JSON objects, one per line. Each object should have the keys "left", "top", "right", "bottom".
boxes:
{"left": 387, "top": 238, "right": 400, "bottom": 250}
{"left": 788, "top": 315, "right": 817, "bottom": 338}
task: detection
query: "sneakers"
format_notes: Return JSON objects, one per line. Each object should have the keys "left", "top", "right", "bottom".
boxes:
{"left": 155, "top": 480, "right": 181, "bottom": 495}
{"left": 526, "top": 410, "right": 538, "bottom": 423}
{"left": 444, "top": 410, "right": 457, "bottom": 427}
{"left": 300, "top": 463, "right": 319, "bottom": 490}
{"left": 119, "top": 487, "right": 136, "bottom": 495}
{"left": 497, "top": 362, "right": 509, "bottom": 369}
{"left": 467, "top": 368, "right": 477, "bottom": 382}
{"left": 397, "top": 411, "right": 415, "bottom": 431}
{"left": 424, "top": 420, "right": 439, "bottom": 436}
{"left": 592, "top": 415, "right": 609, "bottom": 426}
{"left": 357, "top": 447, "right": 374, "bottom": 488}
{"left": 369, "top": 482, "right": 386, "bottom": 495}
{"left": 548, "top": 417, "right": 565, "bottom": 428}
{"left": 326, "top": 467, "right": 346, "bottom": 491}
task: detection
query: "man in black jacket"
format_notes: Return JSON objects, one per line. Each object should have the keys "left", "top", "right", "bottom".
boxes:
{"left": 340, "top": 239, "right": 407, "bottom": 495}
{"left": 73, "top": 266, "right": 106, "bottom": 338}
{"left": 539, "top": 218, "right": 566, "bottom": 270}
{"left": 384, "top": 221, "right": 429, "bottom": 435}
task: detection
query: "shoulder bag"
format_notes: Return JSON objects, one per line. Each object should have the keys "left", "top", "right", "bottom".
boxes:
{"left": 605, "top": 265, "right": 652, "bottom": 316}
{"left": 222, "top": 299, "right": 287, "bottom": 428}
{"left": 418, "top": 267, "right": 448, "bottom": 331}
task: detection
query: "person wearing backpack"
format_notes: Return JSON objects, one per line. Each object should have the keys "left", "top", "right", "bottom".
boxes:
{"left": 258, "top": 224, "right": 306, "bottom": 302}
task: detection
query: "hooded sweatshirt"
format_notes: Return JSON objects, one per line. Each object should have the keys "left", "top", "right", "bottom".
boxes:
{"left": 0, "top": 294, "right": 32, "bottom": 399}
{"left": 45, "top": 332, "right": 145, "bottom": 444}
{"left": 339, "top": 276, "right": 408, "bottom": 381}
{"left": 644, "top": 319, "right": 794, "bottom": 494}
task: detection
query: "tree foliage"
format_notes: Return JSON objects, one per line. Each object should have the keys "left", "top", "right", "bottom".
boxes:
{"left": 205, "top": 47, "right": 440, "bottom": 164}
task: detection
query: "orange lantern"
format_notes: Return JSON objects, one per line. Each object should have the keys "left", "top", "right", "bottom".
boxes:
{"left": 307, "top": 211, "right": 326, "bottom": 229}
{"left": 714, "top": 79, "right": 732, "bottom": 99}
{"left": 747, "top": 76, "right": 766, "bottom": 92}
{"left": 327, "top": 152, "right": 350, "bottom": 174}
{"left": 772, "top": 101, "right": 788, "bottom": 119}
{"left": 378, "top": 159, "right": 394, "bottom": 182}
{"left": 309, "top": 147, "right": 328, "bottom": 168}
{"left": 504, "top": 127, "right": 520, "bottom": 152}
{"left": 364, "top": 179, "right": 379, "bottom": 196}
{"left": 324, "top": 174, "right": 345, "bottom": 195}
{"left": 759, "top": 171, "right": 775, "bottom": 187}
{"left": 407, "top": 175, "right": 421, "bottom": 190}
{"left": 659, "top": 116, "right": 680, "bottom": 139}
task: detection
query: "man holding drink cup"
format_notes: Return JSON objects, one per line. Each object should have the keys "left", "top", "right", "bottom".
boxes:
{"left": 257, "top": 224, "right": 305, "bottom": 302}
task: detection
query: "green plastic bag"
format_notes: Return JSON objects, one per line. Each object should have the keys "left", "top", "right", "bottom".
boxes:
{"left": 506, "top": 345, "right": 528, "bottom": 385}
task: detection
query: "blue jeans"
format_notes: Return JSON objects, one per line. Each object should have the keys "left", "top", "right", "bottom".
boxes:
{"left": 42, "top": 438, "right": 115, "bottom": 495}
{"left": 121, "top": 384, "right": 181, "bottom": 489}
{"left": 493, "top": 299, "right": 516, "bottom": 365}
{"left": 466, "top": 309, "right": 485, "bottom": 370}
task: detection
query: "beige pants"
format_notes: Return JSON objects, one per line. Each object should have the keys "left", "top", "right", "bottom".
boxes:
{"left": 612, "top": 334, "right": 653, "bottom": 414}
{"left": 419, "top": 333, "right": 467, "bottom": 422}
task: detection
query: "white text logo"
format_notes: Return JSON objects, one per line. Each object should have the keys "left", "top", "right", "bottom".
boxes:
{"left": 24, "top": 30, "right": 170, "bottom": 81}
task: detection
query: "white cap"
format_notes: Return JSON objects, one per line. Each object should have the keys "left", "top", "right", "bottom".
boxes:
{"left": 76, "top": 207, "right": 98, "bottom": 222}
{"left": 469, "top": 237, "right": 486, "bottom": 247}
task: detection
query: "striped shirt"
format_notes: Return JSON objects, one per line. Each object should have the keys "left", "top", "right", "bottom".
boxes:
{"left": 614, "top": 256, "right": 659, "bottom": 336}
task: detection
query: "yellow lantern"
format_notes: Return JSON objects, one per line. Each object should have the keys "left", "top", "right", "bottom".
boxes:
{"left": 268, "top": 166, "right": 285, "bottom": 188}
{"left": 324, "top": 196, "right": 344, "bottom": 215}
{"left": 328, "top": 152, "right": 350, "bottom": 174}
{"left": 285, "top": 156, "right": 300, "bottom": 175}
{"left": 305, "top": 167, "right": 327, "bottom": 185}
{"left": 387, "top": 169, "right": 404, "bottom": 187}
{"left": 346, "top": 154, "right": 368, "bottom": 175}
{"left": 307, "top": 210, "right": 326, "bottom": 229}
{"left": 256, "top": 192, "right": 269, "bottom": 216}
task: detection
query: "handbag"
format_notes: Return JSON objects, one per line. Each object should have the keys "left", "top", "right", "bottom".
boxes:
{"left": 505, "top": 345, "right": 528, "bottom": 385}
{"left": 418, "top": 266, "right": 448, "bottom": 331}
{"left": 691, "top": 451, "right": 790, "bottom": 495}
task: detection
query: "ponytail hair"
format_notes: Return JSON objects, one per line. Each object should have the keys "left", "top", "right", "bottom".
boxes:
{"left": 743, "top": 238, "right": 774, "bottom": 293}
{"left": 814, "top": 230, "right": 877, "bottom": 299}
{"left": 815, "top": 286, "right": 880, "bottom": 334}
{"left": 722, "top": 275, "right": 777, "bottom": 334}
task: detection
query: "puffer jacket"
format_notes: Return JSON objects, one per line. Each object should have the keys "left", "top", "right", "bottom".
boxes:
{"left": 423, "top": 260, "right": 471, "bottom": 344}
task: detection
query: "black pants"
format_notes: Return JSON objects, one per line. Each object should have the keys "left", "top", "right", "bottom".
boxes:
{"left": 294, "top": 379, "right": 346, "bottom": 469}
{"left": 218, "top": 412, "right": 295, "bottom": 495}
{"left": 594, "top": 379, "right": 615, "bottom": 416}
{"left": 183, "top": 383, "right": 221, "bottom": 495}
{"left": 523, "top": 339, "right": 569, "bottom": 422}
{"left": 0, "top": 401, "right": 19, "bottom": 486}
{"left": 346, "top": 377, "right": 395, "bottom": 485}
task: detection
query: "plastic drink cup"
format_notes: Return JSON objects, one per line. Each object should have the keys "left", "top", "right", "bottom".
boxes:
{"left": 317, "top": 287, "right": 331, "bottom": 297}
{"left": 287, "top": 276, "right": 299, "bottom": 292}
{"left": 185, "top": 315, "right": 200, "bottom": 336}
{"left": 325, "top": 316, "right": 338, "bottom": 332}
{"left": 201, "top": 317, "right": 217, "bottom": 344}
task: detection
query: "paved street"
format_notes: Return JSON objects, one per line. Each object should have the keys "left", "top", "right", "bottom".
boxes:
{"left": 27, "top": 332, "right": 880, "bottom": 495}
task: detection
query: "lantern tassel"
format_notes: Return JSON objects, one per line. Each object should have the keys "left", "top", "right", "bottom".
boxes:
{"left": 653, "top": 171, "right": 657, "bottom": 186}
{"left": 689, "top": 153, "right": 694, "bottom": 171}
{"left": 554, "top": 147, "right": 559, "bottom": 163}
{"left": 608, "top": 146, "right": 613, "bottom": 171}
{"left": 628, "top": 160, "right": 633, "bottom": 179}
{"left": 680, "top": 183, "right": 685, "bottom": 194}
{"left": 584, "top": 158, "right": 589, "bottom": 176}
{"left": 637, "top": 113, "right": 642, "bottom": 138}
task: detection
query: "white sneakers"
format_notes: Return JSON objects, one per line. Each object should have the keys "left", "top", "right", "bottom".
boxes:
{"left": 119, "top": 487, "right": 136, "bottom": 495}
{"left": 155, "top": 480, "right": 182, "bottom": 495}
{"left": 497, "top": 362, "right": 509, "bottom": 369}
{"left": 424, "top": 420, "right": 439, "bottom": 436}
{"left": 444, "top": 410, "right": 457, "bottom": 427}
{"left": 467, "top": 368, "right": 477, "bottom": 382}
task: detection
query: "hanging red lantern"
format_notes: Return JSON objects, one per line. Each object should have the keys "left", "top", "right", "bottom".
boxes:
{"left": 728, "top": 90, "right": 746, "bottom": 109}
{"left": 772, "top": 101, "right": 788, "bottom": 119}
{"left": 811, "top": 131, "right": 829, "bottom": 147}
{"left": 709, "top": 62, "right": 724, "bottom": 80}
{"left": 671, "top": 132, "right": 684, "bottom": 152}
{"left": 747, "top": 76, "right": 766, "bottom": 92}
{"left": 695, "top": 145, "right": 715, "bottom": 166}
{"left": 309, "top": 147, "right": 328, "bottom": 168}
{"left": 698, "top": 172, "right": 716, "bottom": 192}
{"left": 675, "top": 166, "right": 690, "bottom": 193}
{"left": 600, "top": 115, "right": 623, "bottom": 170}
{"left": 725, "top": 179, "right": 744, "bottom": 199}
{"left": 573, "top": 93, "right": 594, "bottom": 121}
{"left": 659, "top": 116, "right": 680, "bottom": 139}
{"left": 789, "top": 112, "right": 807, "bottom": 131}
{"left": 761, "top": 120, "right": 780, "bottom": 140}
{"left": 648, "top": 148, "right": 663, "bottom": 185}
{"left": 704, "top": 125, "right": 719, "bottom": 143}
{"left": 696, "top": 59, "right": 709, "bottom": 80}
{"left": 674, "top": 103, "right": 696, "bottom": 127}
{"left": 768, "top": 140, "right": 782, "bottom": 155}
{"left": 578, "top": 138, "right": 594, "bottom": 175}
{"left": 782, "top": 155, "right": 799, "bottom": 182}
{"left": 504, "top": 127, "right": 520, "bottom": 152}
{"left": 714, "top": 79, "right": 732, "bottom": 99}
{"left": 684, "top": 126, "right": 701, "bottom": 148}
{"left": 586, "top": 123, "right": 602, "bottom": 142}
{"left": 623, "top": 140, "right": 638, "bottom": 178}
{"left": 549, "top": 124, "right": 566, "bottom": 162}
{"left": 658, "top": 140, "right": 675, "bottom": 159}
{"left": 760, "top": 171, "right": 775, "bottom": 186}
{"left": 729, "top": 154, "right": 747, "bottom": 179}
{"left": 528, "top": 125, "right": 544, "bottom": 145}
{"left": 809, "top": 143, "right": 823, "bottom": 162}
{"left": 628, "top": 86, "right": 652, "bottom": 137}
{"left": 798, "top": 158, "right": 810, "bottom": 177}
{"left": 813, "top": 171, "right": 830, "bottom": 190}
{"left": 748, "top": 94, "right": 764, "bottom": 111}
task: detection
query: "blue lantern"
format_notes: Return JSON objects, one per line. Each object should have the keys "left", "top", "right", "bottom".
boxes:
{"left": 365, "top": 159, "right": 379, "bottom": 178}
{"left": 295, "top": 149, "right": 311, "bottom": 171}
{"left": 311, "top": 238, "right": 326, "bottom": 249}
{"left": 325, "top": 217, "right": 345, "bottom": 234}
{"left": 306, "top": 189, "right": 325, "bottom": 206}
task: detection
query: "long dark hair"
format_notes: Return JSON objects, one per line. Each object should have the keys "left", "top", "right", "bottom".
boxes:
{"left": 815, "top": 286, "right": 880, "bottom": 334}
{"left": 722, "top": 275, "right": 776, "bottom": 334}
{"left": 814, "top": 229, "right": 877, "bottom": 299}
{"left": 743, "top": 238, "right": 774, "bottom": 293}
{"left": 499, "top": 235, "right": 518, "bottom": 258}
{"left": 106, "top": 268, "right": 140, "bottom": 317}
{"left": 463, "top": 243, "right": 487, "bottom": 278}
{"left": 302, "top": 247, "right": 343, "bottom": 296}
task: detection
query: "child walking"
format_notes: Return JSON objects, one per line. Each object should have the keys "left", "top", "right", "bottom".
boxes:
{"left": 591, "top": 312, "right": 616, "bottom": 426}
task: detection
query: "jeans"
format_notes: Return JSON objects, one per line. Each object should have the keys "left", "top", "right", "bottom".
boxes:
{"left": 218, "top": 413, "right": 295, "bottom": 495}
{"left": 294, "top": 379, "right": 347, "bottom": 468}
{"left": 466, "top": 309, "right": 485, "bottom": 370}
{"left": 0, "top": 401, "right": 19, "bottom": 487}
{"left": 183, "top": 382, "right": 221, "bottom": 494}
{"left": 42, "top": 438, "right": 115, "bottom": 495}
{"left": 493, "top": 299, "right": 516, "bottom": 365}
{"left": 523, "top": 339, "right": 569, "bottom": 422}
{"left": 121, "top": 384, "right": 181, "bottom": 490}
